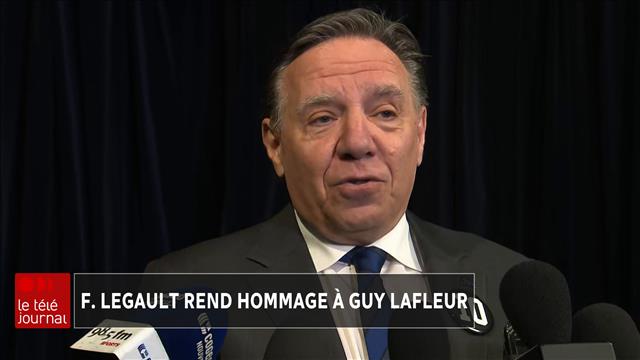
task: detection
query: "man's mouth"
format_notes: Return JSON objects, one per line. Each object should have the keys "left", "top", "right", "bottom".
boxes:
{"left": 341, "top": 177, "right": 380, "bottom": 185}
{"left": 333, "top": 177, "right": 383, "bottom": 199}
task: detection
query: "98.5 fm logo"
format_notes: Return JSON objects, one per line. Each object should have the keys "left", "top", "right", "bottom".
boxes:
{"left": 86, "top": 326, "right": 134, "bottom": 341}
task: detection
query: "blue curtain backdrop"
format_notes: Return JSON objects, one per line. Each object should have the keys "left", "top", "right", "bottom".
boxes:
{"left": 2, "top": 1, "right": 638, "bottom": 358}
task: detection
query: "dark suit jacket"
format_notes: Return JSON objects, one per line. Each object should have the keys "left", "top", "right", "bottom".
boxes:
{"left": 146, "top": 205, "right": 526, "bottom": 359}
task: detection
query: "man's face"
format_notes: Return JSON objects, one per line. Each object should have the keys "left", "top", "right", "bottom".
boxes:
{"left": 263, "top": 37, "right": 426, "bottom": 245}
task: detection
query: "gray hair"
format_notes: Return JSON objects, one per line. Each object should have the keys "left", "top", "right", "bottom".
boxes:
{"left": 267, "top": 8, "right": 428, "bottom": 133}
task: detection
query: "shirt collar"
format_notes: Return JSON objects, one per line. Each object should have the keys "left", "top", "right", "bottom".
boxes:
{"left": 294, "top": 210, "right": 422, "bottom": 272}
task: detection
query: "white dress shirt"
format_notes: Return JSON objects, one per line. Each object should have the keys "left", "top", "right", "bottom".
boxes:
{"left": 294, "top": 211, "right": 423, "bottom": 360}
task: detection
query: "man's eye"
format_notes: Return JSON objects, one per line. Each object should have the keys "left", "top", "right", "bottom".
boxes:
{"left": 310, "top": 115, "right": 334, "bottom": 126}
{"left": 375, "top": 110, "right": 397, "bottom": 119}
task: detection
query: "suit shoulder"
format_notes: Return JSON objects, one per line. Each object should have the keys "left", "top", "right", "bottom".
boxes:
{"left": 145, "top": 221, "right": 269, "bottom": 273}
{"left": 409, "top": 214, "right": 528, "bottom": 269}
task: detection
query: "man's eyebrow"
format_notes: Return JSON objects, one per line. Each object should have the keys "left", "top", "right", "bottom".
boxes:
{"left": 296, "top": 85, "right": 405, "bottom": 116}
{"left": 367, "top": 85, "right": 405, "bottom": 100}
{"left": 297, "top": 94, "right": 341, "bottom": 116}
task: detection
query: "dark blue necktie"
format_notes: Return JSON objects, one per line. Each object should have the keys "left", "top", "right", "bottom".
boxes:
{"left": 340, "top": 246, "right": 389, "bottom": 360}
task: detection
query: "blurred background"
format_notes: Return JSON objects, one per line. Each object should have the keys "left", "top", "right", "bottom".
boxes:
{"left": 2, "top": 1, "right": 638, "bottom": 358}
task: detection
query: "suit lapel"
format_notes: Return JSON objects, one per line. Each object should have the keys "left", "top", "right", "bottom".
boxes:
{"left": 407, "top": 211, "right": 468, "bottom": 273}
{"left": 408, "top": 212, "right": 493, "bottom": 359}
{"left": 245, "top": 204, "right": 317, "bottom": 273}
{"left": 243, "top": 205, "right": 346, "bottom": 359}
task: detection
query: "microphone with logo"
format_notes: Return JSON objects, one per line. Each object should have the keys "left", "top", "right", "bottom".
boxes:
{"left": 572, "top": 303, "right": 640, "bottom": 360}
{"left": 70, "top": 291, "right": 227, "bottom": 359}
{"left": 499, "top": 260, "right": 615, "bottom": 360}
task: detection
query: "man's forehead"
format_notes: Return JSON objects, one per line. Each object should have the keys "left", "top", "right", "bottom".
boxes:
{"left": 283, "top": 37, "right": 408, "bottom": 89}
{"left": 299, "top": 59, "right": 401, "bottom": 80}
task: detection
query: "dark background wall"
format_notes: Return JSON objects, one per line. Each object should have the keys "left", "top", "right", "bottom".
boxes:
{"left": 2, "top": 1, "right": 638, "bottom": 358}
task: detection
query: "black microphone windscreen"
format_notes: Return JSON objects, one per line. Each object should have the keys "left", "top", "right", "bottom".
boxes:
{"left": 499, "top": 260, "right": 572, "bottom": 346}
{"left": 573, "top": 303, "right": 640, "bottom": 360}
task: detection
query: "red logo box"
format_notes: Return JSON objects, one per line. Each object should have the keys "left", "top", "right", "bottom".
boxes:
{"left": 15, "top": 273, "right": 71, "bottom": 329}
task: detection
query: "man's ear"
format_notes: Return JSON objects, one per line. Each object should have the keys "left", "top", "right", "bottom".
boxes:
{"left": 262, "top": 118, "right": 285, "bottom": 177}
{"left": 416, "top": 105, "right": 427, "bottom": 166}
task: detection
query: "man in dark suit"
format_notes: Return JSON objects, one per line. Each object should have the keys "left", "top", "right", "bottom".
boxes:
{"left": 147, "top": 8, "right": 526, "bottom": 359}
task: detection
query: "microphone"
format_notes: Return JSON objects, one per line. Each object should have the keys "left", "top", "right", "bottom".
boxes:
{"left": 500, "top": 261, "right": 615, "bottom": 360}
{"left": 70, "top": 319, "right": 169, "bottom": 359}
{"left": 71, "top": 314, "right": 225, "bottom": 359}
{"left": 573, "top": 303, "right": 640, "bottom": 359}
{"left": 71, "top": 290, "right": 227, "bottom": 359}
{"left": 499, "top": 260, "right": 572, "bottom": 347}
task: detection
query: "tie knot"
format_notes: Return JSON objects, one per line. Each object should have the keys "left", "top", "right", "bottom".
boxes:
{"left": 340, "top": 246, "right": 387, "bottom": 273}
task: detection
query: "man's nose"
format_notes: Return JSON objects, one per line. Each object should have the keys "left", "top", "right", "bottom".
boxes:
{"left": 336, "top": 109, "right": 375, "bottom": 160}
